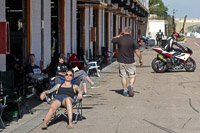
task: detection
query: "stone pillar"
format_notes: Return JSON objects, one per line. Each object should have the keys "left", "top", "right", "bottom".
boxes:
{"left": 71, "top": 0, "right": 77, "bottom": 53}
{"left": 89, "top": 7, "right": 93, "bottom": 58}
{"left": 122, "top": 17, "right": 125, "bottom": 30}
{"left": 43, "top": 0, "right": 51, "bottom": 68}
{"left": 31, "top": 0, "right": 42, "bottom": 66}
{"left": 130, "top": 19, "right": 132, "bottom": 36}
{"left": 108, "top": 12, "right": 113, "bottom": 51}
{"left": 116, "top": 15, "right": 119, "bottom": 35}
{"left": 135, "top": 20, "right": 138, "bottom": 40}
{"left": 84, "top": 8, "right": 90, "bottom": 58}
{"left": 65, "top": 0, "right": 72, "bottom": 54}
{"left": 98, "top": 9, "right": 103, "bottom": 55}
{"left": 0, "top": 0, "right": 6, "bottom": 71}
{"left": 133, "top": 19, "right": 136, "bottom": 39}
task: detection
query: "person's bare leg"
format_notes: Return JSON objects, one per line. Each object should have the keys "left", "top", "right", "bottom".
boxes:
{"left": 82, "top": 83, "right": 87, "bottom": 93}
{"left": 63, "top": 97, "right": 74, "bottom": 128}
{"left": 42, "top": 100, "right": 61, "bottom": 127}
{"left": 121, "top": 78, "right": 127, "bottom": 89}
{"left": 86, "top": 76, "right": 94, "bottom": 85}
{"left": 129, "top": 77, "right": 136, "bottom": 86}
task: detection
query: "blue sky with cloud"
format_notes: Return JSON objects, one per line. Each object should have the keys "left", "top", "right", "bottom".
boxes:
{"left": 163, "top": 0, "right": 200, "bottom": 18}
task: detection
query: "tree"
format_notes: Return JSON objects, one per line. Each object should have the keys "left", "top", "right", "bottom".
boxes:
{"left": 149, "top": 0, "right": 168, "bottom": 14}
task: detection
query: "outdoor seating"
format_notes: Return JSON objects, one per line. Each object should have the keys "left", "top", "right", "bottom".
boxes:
{"left": 45, "top": 89, "right": 82, "bottom": 125}
{"left": 83, "top": 55, "right": 101, "bottom": 77}
{"left": 67, "top": 53, "right": 85, "bottom": 69}
{"left": 101, "top": 47, "right": 115, "bottom": 64}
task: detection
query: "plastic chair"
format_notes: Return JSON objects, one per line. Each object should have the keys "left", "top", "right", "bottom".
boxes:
{"left": 83, "top": 55, "right": 101, "bottom": 77}
{"left": 0, "top": 95, "right": 8, "bottom": 129}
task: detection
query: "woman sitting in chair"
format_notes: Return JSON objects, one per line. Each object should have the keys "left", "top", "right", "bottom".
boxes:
{"left": 40, "top": 69, "right": 82, "bottom": 129}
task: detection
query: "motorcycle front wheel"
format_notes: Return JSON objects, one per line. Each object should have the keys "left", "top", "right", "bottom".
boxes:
{"left": 185, "top": 57, "right": 196, "bottom": 72}
{"left": 152, "top": 57, "right": 167, "bottom": 73}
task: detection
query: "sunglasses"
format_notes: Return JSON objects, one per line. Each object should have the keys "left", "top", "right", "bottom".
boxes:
{"left": 65, "top": 73, "right": 73, "bottom": 77}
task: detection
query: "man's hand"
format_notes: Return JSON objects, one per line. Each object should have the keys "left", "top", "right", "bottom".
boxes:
{"left": 135, "top": 49, "right": 143, "bottom": 66}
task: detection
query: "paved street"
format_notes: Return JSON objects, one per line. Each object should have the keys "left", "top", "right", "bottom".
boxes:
{"left": 3, "top": 37, "right": 200, "bottom": 133}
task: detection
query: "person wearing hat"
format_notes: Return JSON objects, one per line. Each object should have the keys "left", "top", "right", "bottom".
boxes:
{"left": 56, "top": 54, "right": 98, "bottom": 97}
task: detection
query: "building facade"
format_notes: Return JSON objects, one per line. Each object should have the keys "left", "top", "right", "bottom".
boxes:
{"left": 0, "top": 0, "right": 149, "bottom": 72}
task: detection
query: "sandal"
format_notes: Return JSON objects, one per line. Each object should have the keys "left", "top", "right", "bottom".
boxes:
{"left": 68, "top": 125, "right": 74, "bottom": 129}
{"left": 41, "top": 125, "right": 48, "bottom": 130}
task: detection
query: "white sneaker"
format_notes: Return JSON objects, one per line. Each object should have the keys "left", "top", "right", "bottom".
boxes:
{"left": 91, "top": 83, "right": 100, "bottom": 88}
{"left": 82, "top": 93, "right": 92, "bottom": 97}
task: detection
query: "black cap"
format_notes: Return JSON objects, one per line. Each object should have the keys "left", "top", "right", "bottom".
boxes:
{"left": 59, "top": 54, "right": 65, "bottom": 59}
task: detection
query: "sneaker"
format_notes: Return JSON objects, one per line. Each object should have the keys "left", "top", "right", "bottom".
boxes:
{"left": 82, "top": 93, "right": 92, "bottom": 97}
{"left": 127, "top": 85, "right": 134, "bottom": 97}
{"left": 91, "top": 83, "right": 99, "bottom": 88}
{"left": 123, "top": 90, "right": 127, "bottom": 96}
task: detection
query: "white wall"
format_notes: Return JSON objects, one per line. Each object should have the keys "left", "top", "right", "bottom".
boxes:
{"left": 0, "top": 0, "right": 6, "bottom": 71}
{"left": 148, "top": 20, "right": 167, "bottom": 40}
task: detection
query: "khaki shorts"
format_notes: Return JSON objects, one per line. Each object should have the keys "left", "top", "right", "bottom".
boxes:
{"left": 119, "top": 63, "right": 136, "bottom": 78}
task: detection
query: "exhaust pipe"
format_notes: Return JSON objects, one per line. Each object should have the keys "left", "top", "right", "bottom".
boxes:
{"left": 157, "top": 54, "right": 167, "bottom": 62}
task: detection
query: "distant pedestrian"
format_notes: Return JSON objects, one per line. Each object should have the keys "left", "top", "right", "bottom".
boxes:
{"left": 156, "top": 29, "right": 164, "bottom": 46}
{"left": 111, "top": 27, "right": 143, "bottom": 97}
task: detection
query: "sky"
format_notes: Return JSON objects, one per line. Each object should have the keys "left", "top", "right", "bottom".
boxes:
{"left": 163, "top": 0, "right": 200, "bottom": 18}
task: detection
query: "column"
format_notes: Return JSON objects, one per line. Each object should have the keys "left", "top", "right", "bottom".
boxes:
{"left": 71, "top": 0, "right": 77, "bottom": 53}
{"left": 85, "top": 8, "right": 90, "bottom": 57}
{"left": 116, "top": 15, "right": 119, "bottom": 35}
{"left": 43, "top": 0, "right": 51, "bottom": 68}
{"left": 89, "top": 7, "right": 93, "bottom": 58}
{"left": 31, "top": 0, "right": 42, "bottom": 66}
{"left": 0, "top": 0, "right": 6, "bottom": 71}
{"left": 98, "top": 9, "right": 103, "bottom": 55}
{"left": 108, "top": 12, "right": 113, "bottom": 51}
{"left": 65, "top": 0, "right": 71, "bottom": 54}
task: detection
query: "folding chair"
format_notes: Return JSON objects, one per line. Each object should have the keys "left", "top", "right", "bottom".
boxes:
{"left": 45, "top": 91, "right": 83, "bottom": 124}
{"left": 83, "top": 55, "right": 101, "bottom": 77}
{"left": 0, "top": 95, "right": 8, "bottom": 129}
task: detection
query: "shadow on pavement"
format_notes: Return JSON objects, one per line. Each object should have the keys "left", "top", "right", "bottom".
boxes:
{"left": 47, "top": 114, "right": 86, "bottom": 128}
{"left": 110, "top": 89, "right": 140, "bottom": 96}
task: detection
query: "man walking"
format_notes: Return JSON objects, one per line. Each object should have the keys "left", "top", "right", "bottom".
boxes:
{"left": 111, "top": 27, "right": 143, "bottom": 97}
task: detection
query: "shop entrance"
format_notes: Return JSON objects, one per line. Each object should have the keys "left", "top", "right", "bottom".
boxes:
{"left": 6, "top": 0, "right": 23, "bottom": 70}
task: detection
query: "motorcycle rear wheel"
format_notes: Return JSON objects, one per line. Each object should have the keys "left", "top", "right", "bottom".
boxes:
{"left": 185, "top": 57, "right": 196, "bottom": 72}
{"left": 152, "top": 57, "right": 167, "bottom": 73}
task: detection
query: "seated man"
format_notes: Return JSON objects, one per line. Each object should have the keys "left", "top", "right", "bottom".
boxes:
{"left": 25, "top": 54, "right": 49, "bottom": 94}
{"left": 40, "top": 70, "right": 82, "bottom": 129}
{"left": 56, "top": 54, "right": 98, "bottom": 97}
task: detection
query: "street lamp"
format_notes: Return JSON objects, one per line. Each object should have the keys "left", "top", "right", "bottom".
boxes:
{"left": 172, "top": 9, "right": 178, "bottom": 32}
